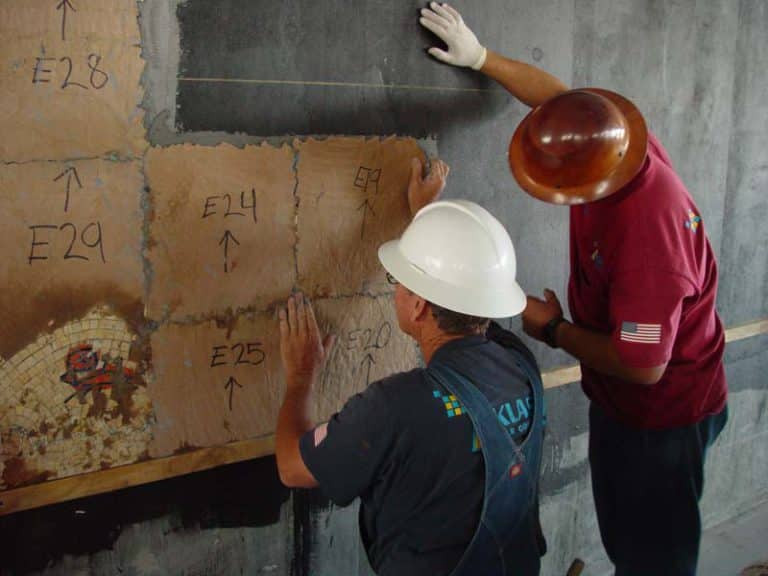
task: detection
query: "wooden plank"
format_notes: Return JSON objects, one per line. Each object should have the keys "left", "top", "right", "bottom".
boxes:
{"left": 1, "top": 317, "right": 765, "bottom": 516}
{"left": 725, "top": 319, "right": 768, "bottom": 343}
{"left": 542, "top": 365, "right": 582, "bottom": 389}
{"left": 0, "top": 435, "right": 274, "bottom": 516}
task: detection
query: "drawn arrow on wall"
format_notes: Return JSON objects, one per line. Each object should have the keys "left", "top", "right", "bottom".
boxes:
{"left": 359, "top": 353, "right": 376, "bottom": 387}
{"left": 356, "top": 198, "right": 376, "bottom": 240}
{"left": 224, "top": 376, "right": 242, "bottom": 411}
{"left": 218, "top": 229, "right": 240, "bottom": 273}
{"left": 53, "top": 166, "right": 82, "bottom": 213}
{"left": 56, "top": 0, "right": 76, "bottom": 42}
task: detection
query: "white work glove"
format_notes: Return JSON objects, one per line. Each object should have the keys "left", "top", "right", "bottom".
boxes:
{"left": 419, "top": 2, "right": 487, "bottom": 70}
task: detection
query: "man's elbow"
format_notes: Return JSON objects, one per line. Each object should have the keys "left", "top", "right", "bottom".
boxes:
{"left": 278, "top": 467, "right": 302, "bottom": 488}
{"left": 622, "top": 363, "right": 667, "bottom": 386}
{"left": 278, "top": 467, "right": 308, "bottom": 488}
{"left": 277, "top": 457, "right": 318, "bottom": 489}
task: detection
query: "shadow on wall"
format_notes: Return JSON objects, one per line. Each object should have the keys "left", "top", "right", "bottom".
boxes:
{"left": 176, "top": 79, "right": 512, "bottom": 139}
{"left": 0, "top": 455, "right": 289, "bottom": 573}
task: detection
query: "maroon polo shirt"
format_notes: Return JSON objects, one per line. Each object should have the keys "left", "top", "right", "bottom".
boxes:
{"left": 568, "top": 132, "right": 727, "bottom": 429}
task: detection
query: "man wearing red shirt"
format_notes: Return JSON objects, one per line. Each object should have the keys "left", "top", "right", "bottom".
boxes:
{"left": 420, "top": 3, "right": 727, "bottom": 575}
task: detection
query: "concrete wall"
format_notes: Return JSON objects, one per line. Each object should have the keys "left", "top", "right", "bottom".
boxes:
{"left": 2, "top": 1, "right": 767, "bottom": 575}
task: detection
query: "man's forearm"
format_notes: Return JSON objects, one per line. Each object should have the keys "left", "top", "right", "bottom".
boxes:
{"left": 555, "top": 321, "right": 665, "bottom": 385}
{"left": 276, "top": 375, "right": 319, "bottom": 487}
{"left": 481, "top": 50, "right": 568, "bottom": 108}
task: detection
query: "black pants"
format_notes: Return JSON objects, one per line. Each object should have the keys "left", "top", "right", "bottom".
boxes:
{"left": 589, "top": 403, "right": 728, "bottom": 576}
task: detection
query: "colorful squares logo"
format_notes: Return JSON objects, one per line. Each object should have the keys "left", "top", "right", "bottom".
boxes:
{"left": 433, "top": 390, "right": 464, "bottom": 418}
{"left": 684, "top": 210, "right": 702, "bottom": 232}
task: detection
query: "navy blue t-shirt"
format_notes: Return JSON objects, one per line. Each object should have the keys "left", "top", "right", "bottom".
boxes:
{"left": 299, "top": 324, "right": 543, "bottom": 576}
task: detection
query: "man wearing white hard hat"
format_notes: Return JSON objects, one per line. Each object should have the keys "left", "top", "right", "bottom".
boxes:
{"left": 419, "top": 4, "right": 728, "bottom": 576}
{"left": 276, "top": 159, "right": 547, "bottom": 575}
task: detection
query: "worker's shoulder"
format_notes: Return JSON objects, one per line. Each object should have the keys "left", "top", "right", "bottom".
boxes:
{"left": 370, "top": 367, "right": 429, "bottom": 397}
{"left": 358, "top": 368, "right": 436, "bottom": 424}
{"left": 632, "top": 133, "right": 692, "bottom": 209}
{"left": 613, "top": 137, "right": 698, "bottom": 243}
{"left": 486, "top": 322, "right": 540, "bottom": 374}
{"left": 334, "top": 368, "right": 427, "bottom": 425}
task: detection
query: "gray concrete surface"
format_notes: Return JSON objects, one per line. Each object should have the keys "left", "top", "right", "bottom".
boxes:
{"left": 699, "top": 499, "right": 768, "bottom": 576}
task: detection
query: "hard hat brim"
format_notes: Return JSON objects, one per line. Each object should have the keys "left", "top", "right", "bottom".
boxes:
{"left": 378, "top": 240, "right": 527, "bottom": 319}
{"left": 509, "top": 88, "right": 648, "bottom": 205}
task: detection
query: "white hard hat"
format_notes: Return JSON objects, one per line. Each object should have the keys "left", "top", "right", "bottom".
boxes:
{"left": 378, "top": 200, "right": 526, "bottom": 318}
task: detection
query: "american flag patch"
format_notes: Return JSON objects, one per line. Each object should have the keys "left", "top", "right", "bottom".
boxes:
{"left": 620, "top": 322, "right": 661, "bottom": 344}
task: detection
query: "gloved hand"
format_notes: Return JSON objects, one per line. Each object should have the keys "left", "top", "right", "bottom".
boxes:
{"left": 419, "top": 2, "right": 487, "bottom": 70}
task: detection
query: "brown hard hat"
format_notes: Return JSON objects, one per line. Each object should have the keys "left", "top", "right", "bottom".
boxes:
{"left": 509, "top": 88, "right": 648, "bottom": 204}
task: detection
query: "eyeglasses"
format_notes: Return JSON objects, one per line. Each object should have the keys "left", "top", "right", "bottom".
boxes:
{"left": 385, "top": 272, "right": 399, "bottom": 285}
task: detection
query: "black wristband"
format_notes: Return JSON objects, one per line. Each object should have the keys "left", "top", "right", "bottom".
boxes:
{"left": 543, "top": 316, "right": 566, "bottom": 348}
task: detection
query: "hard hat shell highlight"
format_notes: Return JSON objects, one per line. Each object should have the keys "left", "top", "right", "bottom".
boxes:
{"left": 509, "top": 88, "right": 648, "bottom": 205}
{"left": 378, "top": 200, "right": 526, "bottom": 319}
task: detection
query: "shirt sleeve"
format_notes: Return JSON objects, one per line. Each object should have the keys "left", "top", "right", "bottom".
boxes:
{"left": 609, "top": 268, "right": 693, "bottom": 368}
{"left": 299, "top": 381, "right": 395, "bottom": 506}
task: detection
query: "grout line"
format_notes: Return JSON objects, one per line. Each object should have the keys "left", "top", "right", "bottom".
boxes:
{"left": 2, "top": 155, "right": 143, "bottom": 166}
{"left": 177, "top": 76, "right": 496, "bottom": 94}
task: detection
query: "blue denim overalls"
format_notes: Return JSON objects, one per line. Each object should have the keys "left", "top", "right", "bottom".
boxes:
{"left": 428, "top": 348, "right": 545, "bottom": 576}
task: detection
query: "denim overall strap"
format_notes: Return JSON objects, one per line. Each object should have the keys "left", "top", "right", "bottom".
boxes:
{"left": 429, "top": 350, "right": 544, "bottom": 576}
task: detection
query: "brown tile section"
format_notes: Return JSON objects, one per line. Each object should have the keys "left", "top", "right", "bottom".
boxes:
{"left": 148, "top": 313, "right": 283, "bottom": 457}
{"left": 312, "top": 294, "right": 421, "bottom": 423}
{"left": 0, "top": 0, "right": 146, "bottom": 161}
{"left": 145, "top": 143, "right": 297, "bottom": 321}
{"left": 0, "top": 160, "right": 145, "bottom": 359}
{"left": 295, "top": 137, "right": 424, "bottom": 297}
{"left": 147, "top": 294, "right": 420, "bottom": 457}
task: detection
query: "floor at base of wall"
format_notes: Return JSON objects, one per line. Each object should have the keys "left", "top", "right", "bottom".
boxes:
{"left": 698, "top": 498, "right": 768, "bottom": 576}
{"left": 584, "top": 498, "right": 768, "bottom": 576}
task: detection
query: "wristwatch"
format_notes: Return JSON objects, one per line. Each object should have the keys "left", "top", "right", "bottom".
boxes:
{"left": 543, "top": 316, "right": 567, "bottom": 348}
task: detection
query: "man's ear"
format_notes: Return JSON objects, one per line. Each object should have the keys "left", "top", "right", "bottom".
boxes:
{"left": 411, "top": 297, "right": 430, "bottom": 323}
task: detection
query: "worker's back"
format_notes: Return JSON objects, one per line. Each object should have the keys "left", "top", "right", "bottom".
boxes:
{"left": 300, "top": 326, "right": 545, "bottom": 576}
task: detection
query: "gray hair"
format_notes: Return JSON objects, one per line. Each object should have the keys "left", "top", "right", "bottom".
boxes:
{"left": 429, "top": 302, "right": 490, "bottom": 336}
